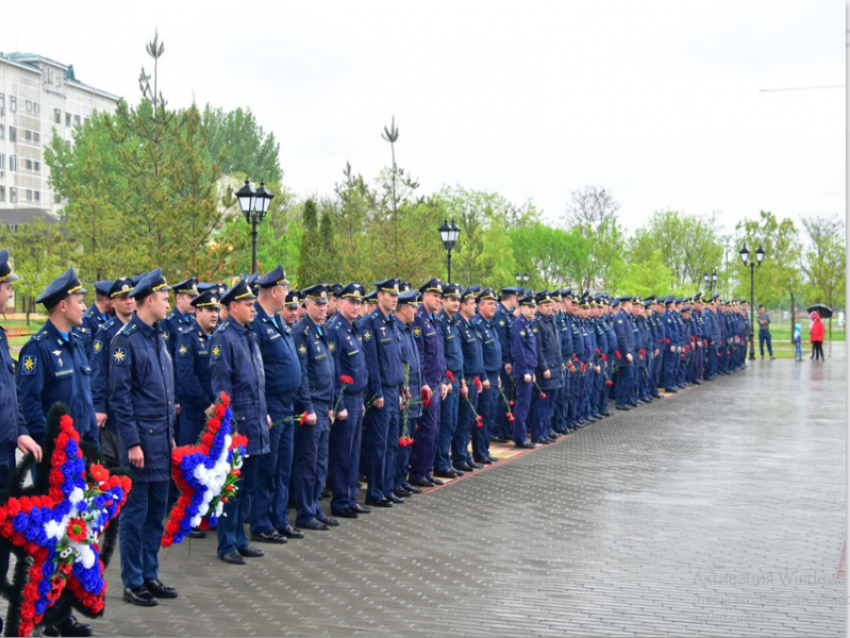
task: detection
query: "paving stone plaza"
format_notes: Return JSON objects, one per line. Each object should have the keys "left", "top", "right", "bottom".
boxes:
{"left": 90, "top": 349, "right": 846, "bottom": 637}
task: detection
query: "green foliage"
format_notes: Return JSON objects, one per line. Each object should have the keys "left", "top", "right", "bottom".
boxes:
{"left": 800, "top": 214, "right": 846, "bottom": 335}
{"left": 296, "top": 199, "right": 320, "bottom": 287}
{"left": 206, "top": 106, "right": 282, "bottom": 184}
{"left": 508, "top": 223, "right": 591, "bottom": 290}
{"left": 617, "top": 249, "right": 672, "bottom": 298}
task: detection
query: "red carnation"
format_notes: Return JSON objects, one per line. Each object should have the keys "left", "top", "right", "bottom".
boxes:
{"left": 214, "top": 404, "right": 226, "bottom": 419}
{"left": 510, "top": 401, "right": 516, "bottom": 406}
{"left": 601, "top": 354, "right": 607, "bottom": 362}
{"left": 539, "top": 393, "right": 547, "bottom": 399}
{"left": 201, "top": 432, "right": 215, "bottom": 449}
{"left": 446, "top": 370, "right": 455, "bottom": 382}
{"left": 665, "top": 338, "right": 671, "bottom": 344}
{"left": 474, "top": 377, "right": 483, "bottom": 392}
{"left": 90, "top": 464, "right": 109, "bottom": 483}
{"left": 219, "top": 392, "right": 231, "bottom": 407}
{"left": 298, "top": 413, "right": 308, "bottom": 426}
{"left": 422, "top": 389, "right": 433, "bottom": 409}
{"left": 615, "top": 350, "right": 622, "bottom": 359}
{"left": 640, "top": 349, "right": 646, "bottom": 357}
{"left": 691, "top": 336, "right": 695, "bottom": 342}
{"left": 475, "top": 416, "right": 484, "bottom": 428}
{"left": 605, "top": 380, "right": 613, "bottom": 386}
{"left": 340, "top": 375, "right": 354, "bottom": 386}
{"left": 595, "top": 348, "right": 601, "bottom": 355}
{"left": 581, "top": 362, "right": 586, "bottom": 374}
{"left": 67, "top": 518, "right": 87, "bottom": 543}
{"left": 572, "top": 353, "right": 578, "bottom": 361}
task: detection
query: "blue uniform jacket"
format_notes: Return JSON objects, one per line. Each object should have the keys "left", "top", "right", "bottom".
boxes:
{"left": 457, "top": 314, "right": 486, "bottom": 382}
{"left": 252, "top": 302, "right": 301, "bottom": 421}
{"left": 556, "top": 311, "right": 573, "bottom": 364}
{"left": 535, "top": 313, "right": 563, "bottom": 390}
{"left": 569, "top": 314, "right": 585, "bottom": 361}
{"left": 613, "top": 310, "right": 635, "bottom": 366}
{"left": 327, "top": 314, "right": 369, "bottom": 396}
{"left": 493, "top": 303, "right": 514, "bottom": 366}
{"left": 108, "top": 314, "right": 175, "bottom": 481}
{"left": 663, "top": 310, "right": 679, "bottom": 346}
{"left": 163, "top": 310, "right": 195, "bottom": 364}
{"left": 604, "top": 315, "right": 618, "bottom": 355}
{"left": 174, "top": 327, "right": 215, "bottom": 424}
{"left": 81, "top": 305, "right": 110, "bottom": 362}
{"left": 210, "top": 316, "right": 269, "bottom": 456}
{"left": 0, "top": 326, "right": 24, "bottom": 454}
{"left": 412, "top": 305, "right": 446, "bottom": 387}
{"left": 510, "top": 315, "right": 537, "bottom": 380}
{"left": 360, "top": 308, "right": 403, "bottom": 399}
{"left": 292, "top": 315, "right": 338, "bottom": 414}
{"left": 18, "top": 321, "right": 98, "bottom": 445}
{"left": 635, "top": 316, "right": 648, "bottom": 366}
{"left": 91, "top": 317, "right": 128, "bottom": 434}
{"left": 472, "top": 314, "right": 502, "bottom": 375}
{"left": 593, "top": 317, "right": 608, "bottom": 361}
{"left": 395, "top": 317, "right": 423, "bottom": 420}
{"left": 438, "top": 310, "right": 464, "bottom": 380}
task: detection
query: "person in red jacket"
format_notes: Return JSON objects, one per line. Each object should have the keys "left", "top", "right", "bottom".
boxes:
{"left": 809, "top": 312, "right": 825, "bottom": 361}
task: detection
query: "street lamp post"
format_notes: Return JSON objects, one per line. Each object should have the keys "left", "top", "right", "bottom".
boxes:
{"left": 703, "top": 269, "right": 719, "bottom": 294}
{"left": 438, "top": 219, "right": 461, "bottom": 282}
{"left": 236, "top": 179, "right": 275, "bottom": 274}
{"left": 515, "top": 271, "right": 529, "bottom": 288}
{"left": 739, "top": 245, "right": 765, "bottom": 360}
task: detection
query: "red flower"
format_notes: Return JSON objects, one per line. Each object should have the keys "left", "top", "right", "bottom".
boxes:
{"left": 340, "top": 375, "right": 354, "bottom": 386}
{"left": 399, "top": 435, "right": 414, "bottom": 447}
{"left": 201, "top": 432, "right": 215, "bottom": 449}
{"left": 539, "top": 393, "right": 547, "bottom": 399}
{"left": 595, "top": 348, "right": 601, "bottom": 355}
{"left": 510, "top": 401, "right": 516, "bottom": 406}
{"left": 605, "top": 380, "right": 613, "bottom": 386}
{"left": 67, "top": 518, "right": 87, "bottom": 543}
{"left": 298, "top": 413, "right": 308, "bottom": 426}
{"left": 475, "top": 416, "right": 484, "bottom": 428}
{"left": 639, "top": 349, "right": 646, "bottom": 357}
{"left": 422, "top": 389, "right": 433, "bottom": 409}
{"left": 601, "top": 354, "right": 607, "bottom": 362}
{"left": 90, "top": 464, "right": 109, "bottom": 483}
{"left": 615, "top": 350, "right": 622, "bottom": 359}
{"left": 506, "top": 413, "right": 515, "bottom": 422}
{"left": 691, "top": 336, "right": 696, "bottom": 342}
{"left": 219, "top": 392, "right": 231, "bottom": 407}
{"left": 474, "top": 377, "right": 483, "bottom": 392}
{"left": 446, "top": 370, "right": 455, "bottom": 382}
{"left": 665, "top": 338, "right": 671, "bottom": 344}
{"left": 581, "top": 362, "right": 586, "bottom": 374}
{"left": 572, "top": 353, "right": 578, "bottom": 361}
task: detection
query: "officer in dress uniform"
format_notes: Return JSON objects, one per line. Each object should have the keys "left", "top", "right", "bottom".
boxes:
{"left": 292, "top": 284, "right": 343, "bottom": 528}
{"left": 434, "top": 283, "right": 465, "bottom": 478}
{"left": 612, "top": 296, "right": 635, "bottom": 410}
{"left": 662, "top": 297, "right": 680, "bottom": 391}
{"left": 589, "top": 296, "right": 607, "bottom": 420}
{"left": 491, "top": 286, "right": 518, "bottom": 442}
{"left": 326, "top": 282, "right": 372, "bottom": 518}
{"left": 208, "top": 278, "right": 271, "bottom": 563}
{"left": 162, "top": 277, "right": 199, "bottom": 364}
{"left": 453, "top": 287, "right": 486, "bottom": 472}
{"left": 392, "top": 289, "right": 422, "bottom": 497}
{"left": 108, "top": 268, "right": 178, "bottom": 607}
{"left": 565, "top": 292, "right": 584, "bottom": 430}
{"left": 282, "top": 289, "right": 300, "bottom": 327}
{"left": 18, "top": 268, "right": 99, "bottom": 450}
{"left": 91, "top": 277, "right": 135, "bottom": 468}
{"left": 511, "top": 290, "right": 538, "bottom": 448}
{"left": 532, "top": 290, "right": 563, "bottom": 444}
{"left": 360, "top": 278, "right": 404, "bottom": 506}
{"left": 409, "top": 279, "right": 449, "bottom": 487}
{"left": 79, "top": 280, "right": 114, "bottom": 362}
{"left": 248, "top": 266, "right": 305, "bottom": 542}
{"left": 472, "top": 287, "right": 502, "bottom": 463}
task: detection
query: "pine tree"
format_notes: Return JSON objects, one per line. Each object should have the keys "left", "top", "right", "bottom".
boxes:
{"left": 297, "top": 199, "right": 319, "bottom": 287}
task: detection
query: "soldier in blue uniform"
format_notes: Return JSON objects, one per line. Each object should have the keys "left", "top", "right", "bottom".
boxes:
{"left": 326, "top": 282, "right": 372, "bottom": 517}
{"left": 532, "top": 290, "right": 563, "bottom": 443}
{"left": 632, "top": 299, "right": 649, "bottom": 404}
{"left": 108, "top": 268, "right": 178, "bottom": 606}
{"left": 453, "top": 287, "right": 486, "bottom": 471}
{"left": 242, "top": 265, "right": 302, "bottom": 544}
{"left": 79, "top": 279, "right": 114, "bottom": 362}
{"left": 511, "top": 291, "right": 537, "bottom": 448}
{"left": 471, "top": 287, "right": 502, "bottom": 463}
{"left": 18, "top": 268, "right": 99, "bottom": 450}
{"left": 360, "top": 278, "right": 404, "bottom": 505}
{"left": 602, "top": 297, "right": 618, "bottom": 412}
{"left": 577, "top": 297, "right": 596, "bottom": 422}
{"left": 409, "top": 279, "right": 449, "bottom": 487}
{"left": 551, "top": 290, "right": 572, "bottom": 434}
{"left": 434, "top": 283, "right": 465, "bottom": 477}
{"left": 612, "top": 296, "right": 635, "bottom": 410}
{"left": 565, "top": 292, "right": 585, "bottom": 429}
{"left": 162, "top": 277, "right": 198, "bottom": 368}
{"left": 282, "top": 288, "right": 300, "bottom": 327}
{"left": 292, "top": 284, "right": 342, "bottom": 527}
{"left": 91, "top": 277, "right": 136, "bottom": 467}
{"left": 491, "top": 286, "right": 518, "bottom": 443}
{"left": 704, "top": 294, "right": 720, "bottom": 380}
{"left": 662, "top": 297, "right": 681, "bottom": 391}
{"left": 392, "top": 289, "right": 422, "bottom": 496}
{"left": 589, "top": 297, "right": 608, "bottom": 419}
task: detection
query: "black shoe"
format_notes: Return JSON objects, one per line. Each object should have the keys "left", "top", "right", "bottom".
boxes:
{"left": 491, "top": 435, "right": 510, "bottom": 443}
{"left": 616, "top": 405, "right": 631, "bottom": 411}
{"left": 332, "top": 507, "right": 358, "bottom": 518}
{"left": 434, "top": 468, "right": 460, "bottom": 478}
{"left": 350, "top": 503, "right": 371, "bottom": 514}
{"left": 426, "top": 475, "right": 444, "bottom": 485}
{"left": 409, "top": 477, "right": 435, "bottom": 488}
{"left": 320, "top": 488, "right": 332, "bottom": 499}
{"left": 250, "top": 530, "right": 287, "bottom": 544}
{"left": 402, "top": 483, "right": 423, "bottom": 494}
{"left": 665, "top": 388, "right": 677, "bottom": 393}
{"left": 394, "top": 487, "right": 413, "bottom": 498}
{"left": 532, "top": 439, "right": 551, "bottom": 445}
{"left": 453, "top": 463, "right": 474, "bottom": 472}
{"left": 514, "top": 441, "right": 536, "bottom": 449}
{"left": 300, "top": 518, "right": 331, "bottom": 529}
{"left": 365, "top": 497, "right": 393, "bottom": 508}
{"left": 237, "top": 545, "right": 265, "bottom": 557}
{"left": 123, "top": 586, "right": 158, "bottom": 606}
{"left": 600, "top": 411, "right": 611, "bottom": 417}
{"left": 59, "top": 615, "right": 93, "bottom": 637}
{"left": 316, "top": 515, "right": 339, "bottom": 527}
{"left": 487, "top": 455, "right": 499, "bottom": 462}
{"left": 277, "top": 524, "right": 304, "bottom": 539}
{"left": 188, "top": 529, "right": 206, "bottom": 539}
{"left": 474, "top": 457, "right": 492, "bottom": 465}
{"left": 468, "top": 460, "right": 484, "bottom": 469}
{"left": 143, "top": 579, "right": 177, "bottom": 599}
{"left": 219, "top": 551, "right": 246, "bottom": 565}
{"left": 385, "top": 494, "right": 404, "bottom": 504}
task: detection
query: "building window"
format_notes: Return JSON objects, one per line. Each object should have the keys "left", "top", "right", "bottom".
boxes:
{"left": 8, "top": 127, "right": 15, "bottom": 142}
{"left": 74, "top": 115, "right": 81, "bottom": 126}
{"left": 25, "top": 100, "right": 32, "bottom": 112}
{"left": 0, "top": 94, "right": 4, "bottom": 111}
{"left": 33, "top": 132, "right": 40, "bottom": 143}
{"left": 54, "top": 109, "right": 61, "bottom": 124}
{"left": 0, "top": 187, "right": 4, "bottom": 202}
{"left": 65, "top": 113, "right": 71, "bottom": 127}
{"left": 25, "top": 159, "right": 32, "bottom": 170}
{"left": 10, "top": 97, "right": 16, "bottom": 113}
{"left": 33, "top": 102, "right": 40, "bottom": 114}
{"left": 26, "top": 190, "right": 32, "bottom": 201}
{"left": 54, "top": 192, "right": 61, "bottom": 204}
{"left": 34, "top": 161, "right": 40, "bottom": 172}
{"left": 34, "top": 190, "right": 40, "bottom": 202}
{"left": 9, "top": 156, "right": 16, "bottom": 172}
{"left": 0, "top": 154, "right": 4, "bottom": 170}
{"left": 25, "top": 130, "right": 32, "bottom": 141}
{"left": 0, "top": 125, "right": 3, "bottom": 140}
{"left": 10, "top": 188, "right": 16, "bottom": 203}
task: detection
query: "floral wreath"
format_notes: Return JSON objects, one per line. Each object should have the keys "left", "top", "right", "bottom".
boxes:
{"left": 0, "top": 404, "right": 132, "bottom": 637}
{"left": 162, "top": 392, "right": 247, "bottom": 547}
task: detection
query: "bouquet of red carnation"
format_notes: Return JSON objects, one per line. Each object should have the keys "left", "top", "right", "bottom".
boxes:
{"left": 446, "top": 370, "right": 455, "bottom": 383}
{"left": 601, "top": 353, "right": 607, "bottom": 362}
{"left": 332, "top": 375, "right": 355, "bottom": 420}
{"left": 474, "top": 376, "right": 483, "bottom": 392}
{"left": 615, "top": 350, "right": 622, "bottom": 360}
{"left": 475, "top": 415, "right": 484, "bottom": 428}
{"left": 399, "top": 435, "right": 414, "bottom": 447}
{"left": 422, "top": 387, "right": 433, "bottom": 409}
{"left": 605, "top": 380, "right": 614, "bottom": 386}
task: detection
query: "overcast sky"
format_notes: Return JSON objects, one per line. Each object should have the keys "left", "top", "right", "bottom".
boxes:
{"left": 2, "top": 1, "right": 844, "bottom": 235}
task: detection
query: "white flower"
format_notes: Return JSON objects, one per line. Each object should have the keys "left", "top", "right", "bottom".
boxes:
{"left": 69, "top": 487, "right": 85, "bottom": 504}
{"left": 215, "top": 502, "right": 224, "bottom": 517}
{"left": 190, "top": 515, "right": 202, "bottom": 528}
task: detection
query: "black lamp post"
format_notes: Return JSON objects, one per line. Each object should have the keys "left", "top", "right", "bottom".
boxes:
{"left": 703, "top": 269, "right": 719, "bottom": 294}
{"left": 739, "top": 245, "right": 765, "bottom": 360}
{"left": 515, "top": 271, "right": 530, "bottom": 287}
{"left": 439, "top": 219, "right": 460, "bottom": 282}
{"left": 236, "top": 179, "right": 275, "bottom": 274}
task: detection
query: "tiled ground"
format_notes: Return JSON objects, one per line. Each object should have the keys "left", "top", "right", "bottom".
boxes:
{"left": 88, "top": 351, "right": 846, "bottom": 636}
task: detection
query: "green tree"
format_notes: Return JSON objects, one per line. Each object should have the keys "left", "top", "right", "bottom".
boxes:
{"left": 206, "top": 106, "right": 282, "bottom": 184}
{"left": 508, "top": 222, "right": 591, "bottom": 290}
{"left": 617, "top": 249, "right": 672, "bottom": 299}
{"left": 801, "top": 214, "right": 846, "bottom": 339}
{"left": 297, "top": 199, "right": 320, "bottom": 287}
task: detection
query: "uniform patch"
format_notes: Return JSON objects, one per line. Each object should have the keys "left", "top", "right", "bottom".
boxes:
{"left": 520, "top": 330, "right": 526, "bottom": 337}
{"left": 413, "top": 327, "right": 421, "bottom": 338}
{"left": 178, "top": 344, "right": 188, "bottom": 357}
{"left": 163, "top": 332, "right": 170, "bottom": 341}
{"left": 112, "top": 348, "right": 127, "bottom": 365}
{"left": 22, "top": 356, "right": 36, "bottom": 375}
{"left": 498, "top": 320, "right": 505, "bottom": 326}
{"left": 93, "top": 340, "right": 102, "bottom": 354}
{"left": 363, "top": 330, "right": 372, "bottom": 341}
{"left": 328, "top": 342, "right": 335, "bottom": 352}
{"left": 298, "top": 344, "right": 307, "bottom": 356}
{"left": 212, "top": 345, "right": 222, "bottom": 359}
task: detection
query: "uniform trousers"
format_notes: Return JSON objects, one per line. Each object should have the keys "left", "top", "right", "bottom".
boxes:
{"left": 434, "top": 377, "right": 460, "bottom": 472}
{"left": 395, "top": 416, "right": 416, "bottom": 489}
{"left": 409, "top": 387, "right": 441, "bottom": 481}
{"left": 217, "top": 454, "right": 259, "bottom": 556}
{"left": 531, "top": 390, "right": 553, "bottom": 441}
{"left": 330, "top": 394, "right": 363, "bottom": 511}
{"left": 615, "top": 365, "right": 634, "bottom": 407}
{"left": 664, "top": 348, "right": 679, "bottom": 389}
{"left": 474, "top": 373, "right": 499, "bottom": 459}
{"left": 120, "top": 480, "right": 168, "bottom": 586}
{"left": 252, "top": 415, "right": 295, "bottom": 533}
{"left": 293, "top": 402, "right": 330, "bottom": 525}
{"left": 453, "top": 381, "right": 479, "bottom": 466}
{"left": 363, "top": 386, "right": 398, "bottom": 501}
{"left": 512, "top": 377, "right": 533, "bottom": 443}
{"left": 493, "top": 368, "right": 513, "bottom": 439}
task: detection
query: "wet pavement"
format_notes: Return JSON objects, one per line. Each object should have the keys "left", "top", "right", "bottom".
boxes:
{"left": 90, "top": 351, "right": 846, "bottom": 637}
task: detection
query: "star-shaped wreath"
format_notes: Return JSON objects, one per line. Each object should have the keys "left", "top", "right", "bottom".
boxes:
{"left": 0, "top": 404, "right": 132, "bottom": 637}
{"left": 161, "top": 392, "right": 247, "bottom": 547}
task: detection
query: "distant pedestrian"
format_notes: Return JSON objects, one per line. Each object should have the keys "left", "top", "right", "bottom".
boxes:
{"left": 757, "top": 305, "right": 775, "bottom": 360}
{"left": 793, "top": 323, "right": 803, "bottom": 361}
{"left": 809, "top": 312, "right": 825, "bottom": 361}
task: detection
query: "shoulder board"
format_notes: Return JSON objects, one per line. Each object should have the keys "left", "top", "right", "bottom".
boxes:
{"left": 166, "top": 311, "right": 176, "bottom": 321}
{"left": 71, "top": 331, "right": 83, "bottom": 340}
{"left": 101, "top": 318, "right": 117, "bottom": 331}
{"left": 33, "top": 329, "right": 49, "bottom": 341}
